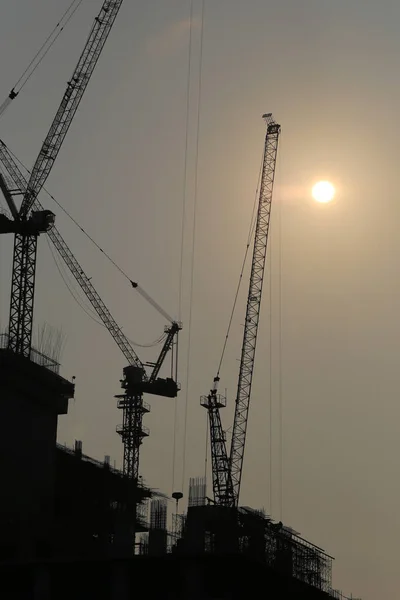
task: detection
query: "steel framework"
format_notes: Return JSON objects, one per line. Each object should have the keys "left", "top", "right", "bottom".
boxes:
{"left": 200, "top": 378, "right": 233, "bottom": 504}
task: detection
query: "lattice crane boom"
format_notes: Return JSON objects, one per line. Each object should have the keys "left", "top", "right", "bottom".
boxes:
{"left": 0, "top": 140, "right": 28, "bottom": 195}
{"left": 148, "top": 322, "right": 181, "bottom": 384}
{"left": 229, "top": 114, "right": 281, "bottom": 505}
{"left": 0, "top": 173, "right": 18, "bottom": 220}
{"left": 202, "top": 114, "right": 281, "bottom": 507}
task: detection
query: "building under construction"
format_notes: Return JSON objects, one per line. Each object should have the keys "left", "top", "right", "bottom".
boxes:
{"left": 0, "top": 334, "right": 360, "bottom": 599}
{"left": 0, "top": 111, "right": 361, "bottom": 599}
{"left": 0, "top": 2, "right": 363, "bottom": 598}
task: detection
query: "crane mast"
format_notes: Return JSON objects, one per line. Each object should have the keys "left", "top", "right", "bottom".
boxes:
{"left": 202, "top": 114, "right": 281, "bottom": 507}
{"left": 200, "top": 376, "right": 233, "bottom": 505}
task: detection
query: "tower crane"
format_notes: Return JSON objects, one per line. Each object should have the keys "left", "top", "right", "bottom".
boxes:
{"left": 0, "top": 0, "right": 181, "bottom": 485}
{"left": 3, "top": 0, "right": 125, "bottom": 359}
{"left": 201, "top": 114, "right": 281, "bottom": 507}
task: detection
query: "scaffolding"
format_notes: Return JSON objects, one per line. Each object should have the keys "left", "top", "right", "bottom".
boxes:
{"left": 148, "top": 499, "right": 168, "bottom": 556}
{"left": 168, "top": 503, "right": 335, "bottom": 594}
{"left": 150, "top": 499, "right": 167, "bottom": 531}
{"left": 237, "top": 507, "right": 333, "bottom": 592}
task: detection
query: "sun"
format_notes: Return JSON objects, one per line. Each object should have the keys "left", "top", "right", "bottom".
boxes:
{"left": 312, "top": 181, "right": 335, "bottom": 203}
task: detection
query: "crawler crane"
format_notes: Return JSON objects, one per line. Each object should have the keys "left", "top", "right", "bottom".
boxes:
{"left": 201, "top": 114, "right": 281, "bottom": 507}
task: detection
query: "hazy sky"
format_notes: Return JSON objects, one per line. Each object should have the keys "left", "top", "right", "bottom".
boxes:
{"left": 1, "top": 1, "right": 399, "bottom": 597}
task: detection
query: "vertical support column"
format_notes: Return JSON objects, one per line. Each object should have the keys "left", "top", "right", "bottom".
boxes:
{"left": 8, "top": 233, "right": 38, "bottom": 357}
{"left": 116, "top": 366, "right": 150, "bottom": 554}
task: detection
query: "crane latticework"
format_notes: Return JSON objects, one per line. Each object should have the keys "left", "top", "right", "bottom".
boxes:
{"left": 201, "top": 388, "right": 233, "bottom": 504}
{"left": 148, "top": 322, "right": 180, "bottom": 383}
{"left": 201, "top": 117, "right": 281, "bottom": 507}
{"left": 0, "top": 140, "right": 33, "bottom": 357}
{"left": 8, "top": 233, "right": 38, "bottom": 357}
{"left": 228, "top": 118, "right": 281, "bottom": 505}
{"left": 45, "top": 210, "right": 145, "bottom": 371}
{"left": 116, "top": 394, "right": 150, "bottom": 482}
{"left": 0, "top": 140, "right": 28, "bottom": 194}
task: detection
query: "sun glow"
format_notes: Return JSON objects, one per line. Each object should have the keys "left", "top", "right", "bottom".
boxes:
{"left": 312, "top": 181, "right": 335, "bottom": 203}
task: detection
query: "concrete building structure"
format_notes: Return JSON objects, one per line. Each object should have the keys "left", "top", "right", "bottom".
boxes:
{"left": 0, "top": 339, "right": 361, "bottom": 599}
{"left": 0, "top": 336, "right": 74, "bottom": 559}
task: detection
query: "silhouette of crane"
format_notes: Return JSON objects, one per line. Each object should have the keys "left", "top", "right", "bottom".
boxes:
{"left": 201, "top": 114, "right": 281, "bottom": 507}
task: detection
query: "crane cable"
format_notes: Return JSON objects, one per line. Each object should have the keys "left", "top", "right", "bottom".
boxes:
{"left": 178, "top": 1, "right": 194, "bottom": 322}
{"left": 181, "top": 0, "right": 205, "bottom": 494}
{"left": 268, "top": 135, "right": 283, "bottom": 519}
{"left": 172, "top": 0, "right": 194, "bottom": 495}
{"left": 46, "top": 234, "right": 104, "bottom": 326}
{"left": 0, "top": 0, "right": 84, "bottom": 119}
{"left": 276, "top": 135, "right": 283, "bottom": 521}
{"left": 46, "top": 235, "right": 166, "bottom": 348}
{"left": 4, "top": 146, "right": 170, "bottom": 345}
{"left": 4, "top": 144, "right": 173, "bottom": 326}
{"left": 269, "top": 227, "right": 273, "bottom": 516}
{"left": 6, "top": 145, "right": 130, "bottom": 279}
{"left": 214, "top": 142, "right": 265, "bottom": 381}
